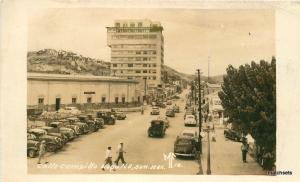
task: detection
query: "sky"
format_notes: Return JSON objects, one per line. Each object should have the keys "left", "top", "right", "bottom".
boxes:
{"left": 28, "top": 8, "right": 275, "bottom": 76}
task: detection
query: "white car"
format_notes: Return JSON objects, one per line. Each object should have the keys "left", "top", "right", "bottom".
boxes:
{"left": 184, "top": 115, "right": 197, "bottom": 126}
{"left": 59, "top": 107, "right": 81, "bottom": 115}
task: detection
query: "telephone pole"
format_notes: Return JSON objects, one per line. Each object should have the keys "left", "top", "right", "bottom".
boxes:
{"left": 197, "top": 69, "right": 202, "bottom": 154}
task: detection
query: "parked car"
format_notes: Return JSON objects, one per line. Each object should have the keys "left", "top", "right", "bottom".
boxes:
{"left": 58, "top": 106, "right": 81, "bottom": 115}
{"left": 115, "top": 111, "right": 127, "bottom": 120}
{"left": 28, "top": 128, "right": 63, "bottom": 152}
{"left": 96, "top": 111, "right": 116, "bottom": 125}
{"left": 173, "top": 105, "right": 180, "bottom": 113}
{"left": 174, "top": 135, "right": 198, "bottom": 159}
{"left": 166, "top": 108, "right": 175, "bottom": 117}
{"left": 224, "top": 129, "right": 242, "bottom": 142}
{"left": 184, "top": 115, "right": 197, "bottom": 127}
{"left": 150, "top": 107, "right": 160, "bottom": 115}
{"left": 86, "top": 114, "right": 105, "bottom": 129}
{"left": 59, "top": 119, "right": 81, "bottom": 136}
{"left": 48, "top": 121, "right": 77, "bottom": 140}
{"left": 27, "top": 139, "right": 40, "bottom": 158}
{"left": 78, "top": 115, "right": 98, "bottom": 132}
{"left": 179, "top": 129, "right": 199, "bottom": 144}
{"left": 148, "top": 120, "right": 166, "bottom": 137}
{"left": 66, "top": 117, "right": 90, "bottom": 134}
{"left": 38, "top": 126, "right": 68, "bottom": 144}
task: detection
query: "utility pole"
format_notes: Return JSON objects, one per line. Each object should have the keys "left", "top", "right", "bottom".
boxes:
{"left": 197, "top": 69, "right": 202, "bottom": 154}
{"left": 194, "top": 74, "right": 197, "bottom": 105}
{"left": 208, "top": 56, "right": 210, "bottom": 84}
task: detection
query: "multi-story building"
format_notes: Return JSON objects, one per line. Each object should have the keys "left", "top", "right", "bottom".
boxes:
{"left": 106, "top": 19, "right": 164, "bottom": 98}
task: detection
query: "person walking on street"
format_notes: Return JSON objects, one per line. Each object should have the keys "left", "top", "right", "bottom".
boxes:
{"left": 102, "top": 146, "right": 113, "bottom": 171}
{"left": 37, "top": 140, "right": 48, "bottom": 164}
{"left": 241, "top": 139, "right": 249, "bottom": 163}
{"left": 115, "top": 142, "right": 126, "bottom": 165}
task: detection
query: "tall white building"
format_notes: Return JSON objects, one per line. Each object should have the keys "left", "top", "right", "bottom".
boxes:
{"left": 107, "top": 19, "right": 164, "bottom": 95}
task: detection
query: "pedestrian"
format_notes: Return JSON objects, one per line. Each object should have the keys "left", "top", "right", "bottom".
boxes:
{"left": 241, "top": 140, "right": 249, "bottom": 163}
{"left": 37, "top": 140, "right": 48, "bottom": 164}
{"left": 102, "top": 146, "right": 113, "bottom": 171}
{"left": 141, "top": 106, "right": 144, "bottom": 115}
{"left": 115, "top": 142, "right": 126, "bottom": 165}
{"left": 211, "top": 130, "right": 216, "bottom": 142}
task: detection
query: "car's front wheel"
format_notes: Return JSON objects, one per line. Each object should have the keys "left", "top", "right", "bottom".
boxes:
{"left": 27, "top": 149, "right": 36, "bottom": 158}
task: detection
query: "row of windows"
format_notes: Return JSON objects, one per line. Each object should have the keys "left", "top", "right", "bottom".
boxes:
{"left": 115, "top": 22, "right": 143, "bottom": 27}
{"left": 38, "top": 97, "right": 129, "bottom": 104}
{"left": 111, "top": 57, "right": 156, "bottom": 61}
{"left": 112, "top": 50, "right": 156, "bottom": 55}
{"left": 115, "top": 69, "right": 157, "bottom": 73}
{"left": 127, "top": 76, "right": 157, "bottom": 80}
{"left": 111, "top": 35, "right": 157, "bottom": 40}
{"left": 112, "top": 63, "right": 156, "bottom": 67}
{"left": 111, "top": 44, "right": 156, "bottom": 49}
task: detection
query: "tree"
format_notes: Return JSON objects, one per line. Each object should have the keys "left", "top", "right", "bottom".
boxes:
{"left": 219, "top": 57, "right": 276, "bottom": 167}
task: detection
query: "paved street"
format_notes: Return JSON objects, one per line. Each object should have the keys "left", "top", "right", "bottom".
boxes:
{"left": 28, "top": 91, "right": 200, "bottom": 174}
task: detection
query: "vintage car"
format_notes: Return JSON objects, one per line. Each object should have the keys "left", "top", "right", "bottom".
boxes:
{"left": 165, "top": 108, "right": 175, "bottom": 117}
{"left": 184, "top": 115, "right": 197, "bottom": 127}
{"left": 59, "top": 119, "right": 81, "bottom": 136}
{"left": 114, "top": 111, "right": 127, "bottom": 120}
{"left": 148, "top": 120, "right": 166, "bottom": 137}
{"left": 87, "top": 114, "right": 104, "bottom": 129}
{"left": 66, "top": 117, "right": 90, "bottom": 134}
{"left": 96, "top": 111, "right": 116, "bottom": 125}
{"left": 174, "top": 135, "right": 198, "bottom": 158}
{"left": 38, "top": 126, "right": 68, "bottom": 144}
{"left": 28, "top": 128, "right": 63, "bottom": 152}
{"left": 58, "top": 106, "right": 81, "bottom": 115}
{"left": 78, "top": 115, "right": 98, "bottom": 132}
{"left": 150, "top": 107, "right": 160, "bottom": 115}
{"left": 173, "top": 105, "right": 180, "bottom": 113}
{"left": 27, "top": 139, "right": 40, "bottom": 158}
{"left": 180, "top": 129, "right": 199, "bottom": 143}
{"left": 224, "top": 129, "right": 243, "bottom": 142}
{"left": 49, "top": 121, "right": 77, "bottom": 140}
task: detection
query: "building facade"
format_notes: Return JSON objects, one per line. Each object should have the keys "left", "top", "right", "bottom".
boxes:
{"left": 106, "top": 19, "right": 164, "bottom": 93}
{"left": 27, "top": 73, "right": 141, "bottom": 111}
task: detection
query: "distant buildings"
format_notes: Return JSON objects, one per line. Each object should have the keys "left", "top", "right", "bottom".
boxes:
{"left": 203, "top": 83, "right": 224, "bottom": 120}
{"left": 27, "top": 73, "right": 141, "bottom": 111}
{"left": 107, "top": 19, "right": 164, "bottom": 99}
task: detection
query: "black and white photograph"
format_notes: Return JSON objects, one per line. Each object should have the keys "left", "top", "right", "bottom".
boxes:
{"left": 1, "top": 0, "right": 300, "bottom": 181}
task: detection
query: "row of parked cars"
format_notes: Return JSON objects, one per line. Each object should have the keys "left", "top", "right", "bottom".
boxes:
{"left": 27, "top": 110, "right": 127, "bottom": 158}
{"left": 184, "top": 106, "right": 197, "bottom": 127}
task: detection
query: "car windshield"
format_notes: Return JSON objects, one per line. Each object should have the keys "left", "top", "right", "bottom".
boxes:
{"left": 187, "top": 116, "right": 195, "bottom": 119}
{"left": 177, "top": 139, "right": 192, "bottom": 145}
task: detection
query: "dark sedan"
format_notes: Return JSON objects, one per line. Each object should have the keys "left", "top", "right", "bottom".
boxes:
{"left": 224, "top": 129, "right": 242, "bottom": 142}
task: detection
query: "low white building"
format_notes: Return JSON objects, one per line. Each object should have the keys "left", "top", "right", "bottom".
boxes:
{"left": 27, "top": 73, "right": 141, "bottom": 111}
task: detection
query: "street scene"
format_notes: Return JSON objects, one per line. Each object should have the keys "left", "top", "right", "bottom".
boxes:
{"left": 27, "top": 9, "right": 276, "bottom": 175}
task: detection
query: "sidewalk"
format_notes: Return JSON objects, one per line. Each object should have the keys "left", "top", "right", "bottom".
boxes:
{"left": 200, "top": 128, "right": 266, "bottom": 175}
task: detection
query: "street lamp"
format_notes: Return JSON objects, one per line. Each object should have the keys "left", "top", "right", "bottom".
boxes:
{"left": 203, "top": 125, "right": 212, "bottom": 175}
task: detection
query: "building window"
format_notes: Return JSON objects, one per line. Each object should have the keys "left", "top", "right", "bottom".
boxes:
{"left": 153, "top": 64, "right": 156, "bottom": 67}
{"left": 143, "top": 51, "right": 147, "bottom": 54}
{"left": 136, "top": 70, "right": 141, "bottom": 73}
{"left": 115, "top": 23, "right": 120, "bottom": 27}
{"left": 115, "top": 97, "right": 119, "bottom": 104}
{"left": 122, "top": 97, "right": 126, "bottom": 103}
{"left": 143, "top": 70, "right": 147, "bottom": 73}
{"left": 153, "top": 76, "right": 156, "bottom": 80}
{"left": 120, "top": 70, "right": 123, "bottom": 73}
{"left": 38, "top": 98, "right": 44, "bottom": 104}
{"left": 130, "top": 23, "right": 135, "bottom": 27}
{"left": 72, "top": 98, "right": 77, "bottom": 104}
{"left": 143, "top": 57, "right": 147, "bottom": 61}
{"left": 138, "top": 22, "right": 142, "bottom": 27}
{"left": 123, "top": 23, "right": 128, "bottom": 27}
{"left": 136, "top": 51, "right": 141, "bottom": 54}
{"left": 143, "top": 64, "right": 147, "bottom": 67}
{"left": 113, "top": 64, "right": 117, "bottom": 67}
{"left": 101, "top": 97, "right": 106, "bottom": 103}
{"left": 87, "top": 97, "right": 92, "bottom": 103}
{"left": 153, "top": 70, "right": 157, "bottom": 73}
{"left": 128, "top": 64, "right": 133, "bottom": 67}
{"left": 153, "top": 51, "right": 156, "bottom": 54}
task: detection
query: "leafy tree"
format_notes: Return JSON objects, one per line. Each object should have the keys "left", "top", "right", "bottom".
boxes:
{"left": 219, "top": 57, "right": 276, "bottom": 167}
